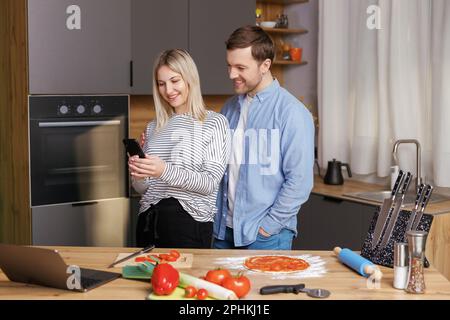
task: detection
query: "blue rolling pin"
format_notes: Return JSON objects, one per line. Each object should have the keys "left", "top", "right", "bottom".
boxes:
{"left": 333, "top": 247, "right": 383, "bottom": 280}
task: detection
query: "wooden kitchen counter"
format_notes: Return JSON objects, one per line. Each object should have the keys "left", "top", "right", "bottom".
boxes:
{"left": 312, "top": 176, "right": 450, "bottom": 215}
{"left": 313, "top": 175, "right": 384, "bottom": 201}
{"left": 1, "top": 246, "right": 449, "bottom": 300}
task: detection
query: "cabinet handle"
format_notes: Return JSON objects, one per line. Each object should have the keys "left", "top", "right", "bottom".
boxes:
{"left": 130, "top": 60, "right": 133, "bottom": 87}
{"left": 72, "top": 201, "right": 98, "bottom": 207}
{"left": 39, "top": 120, "right": 121, "bottom": 128}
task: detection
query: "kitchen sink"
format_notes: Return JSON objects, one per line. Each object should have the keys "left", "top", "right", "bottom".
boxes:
{"left": 344, "top": 190, "right": 450, "bottom": 206}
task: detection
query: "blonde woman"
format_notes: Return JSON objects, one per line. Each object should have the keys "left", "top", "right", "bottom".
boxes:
{"left": 129, "top": 49, "right": 230, "bottom": 249}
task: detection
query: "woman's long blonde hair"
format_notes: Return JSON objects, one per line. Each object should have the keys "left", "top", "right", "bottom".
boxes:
{"left": 152, "top": 49, "right": 207, "bottom": 130}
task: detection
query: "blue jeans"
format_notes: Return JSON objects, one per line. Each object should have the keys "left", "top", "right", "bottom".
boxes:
{"left": 213, "top": 227, "right": 294, "bottom": 250}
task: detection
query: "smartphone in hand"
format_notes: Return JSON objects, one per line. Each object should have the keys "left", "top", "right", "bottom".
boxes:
{"left": 123, "top": 138, "right": 146, "bottom": 158}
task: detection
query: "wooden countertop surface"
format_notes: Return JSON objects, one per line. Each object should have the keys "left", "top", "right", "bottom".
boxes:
{"left": 312, "top": 176, "right": 450, "bottom": 215}
{"left": 1, "top": 246, "right": 450, "bottom": 300}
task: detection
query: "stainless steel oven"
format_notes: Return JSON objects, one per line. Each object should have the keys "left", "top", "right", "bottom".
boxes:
{"left": 29, "top": 95, "right": 131, "bottom": 246}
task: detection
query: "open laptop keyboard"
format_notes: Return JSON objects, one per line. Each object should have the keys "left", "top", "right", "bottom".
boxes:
{"left": 79, "top": 268, "right": 120, "bottom": 290}
{"left": 80, "top": 276, "right": 103, "bottom": 289}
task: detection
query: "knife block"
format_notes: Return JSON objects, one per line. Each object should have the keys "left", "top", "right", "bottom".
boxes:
{"left": 360, "top": 207, "right": 433, "bottom": 268}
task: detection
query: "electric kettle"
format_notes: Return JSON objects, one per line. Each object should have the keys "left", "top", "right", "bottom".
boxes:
{"left": 323, "top": 159, "right": 352, "bottom": 185}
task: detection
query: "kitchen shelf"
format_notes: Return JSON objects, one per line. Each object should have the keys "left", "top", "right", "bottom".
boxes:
{"left": 256, "top": 0, "right": 309, "bottom": 84}
{"left": 261, "top": 27, "right": 308, "bottom": 34}
{"left": 273, "top": 60, "right": 307, "bottom": 65}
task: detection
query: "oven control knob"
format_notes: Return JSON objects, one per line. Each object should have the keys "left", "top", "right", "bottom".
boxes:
{"left": 59, "top": 105, "right": 69, "bottom": 114}
{"left": 76, "top": 105, "right": 86, "bottom": 114}
{"left": 93, "top": 104, "right": 102, "bottom": 114}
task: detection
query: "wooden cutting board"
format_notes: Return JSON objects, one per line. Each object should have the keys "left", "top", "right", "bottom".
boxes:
{"left": 147, "top": 287, "right": 214, "bottom": 300}
{"left": 113, "top": 252, "right": 193, "bottom": 268}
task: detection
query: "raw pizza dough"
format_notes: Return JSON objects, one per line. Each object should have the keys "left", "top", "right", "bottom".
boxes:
{"left": 244, "top": 255, "right": 310, "bottom": 273}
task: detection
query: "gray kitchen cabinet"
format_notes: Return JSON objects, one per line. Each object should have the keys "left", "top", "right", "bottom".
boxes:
{"left": 132, "top": 0, "right": 255, "bottom": 95}
{"left": 131, "top": 0, "right": 189, "bottom": 94}
{"left": 28, "top": 0, "right": 131, "bottom": 94}
{"left": 32, "top": 199, "right": 131, "bottom": 247}
{"left": 293, "top": 194, "right": 376, "bottom": 251}
{"left": 189, "top": 0, "right": 255, "bottom": 94}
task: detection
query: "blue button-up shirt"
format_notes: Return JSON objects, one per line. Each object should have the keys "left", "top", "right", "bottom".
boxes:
{"left": 213, "top": 79, "right": 315, "bottom": 246}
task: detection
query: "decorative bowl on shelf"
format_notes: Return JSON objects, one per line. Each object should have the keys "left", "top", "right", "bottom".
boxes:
{"left": 260, "top": 21, "right": 277, "bottom": 28}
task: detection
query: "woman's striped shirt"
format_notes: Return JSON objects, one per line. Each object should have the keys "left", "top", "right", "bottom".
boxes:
{"left": 132, "top": 110, "right": 230, "bottom": 222}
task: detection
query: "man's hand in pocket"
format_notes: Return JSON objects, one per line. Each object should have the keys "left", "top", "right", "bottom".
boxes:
{"left": 258, "top": 227, "right": 271, "bottom": 237}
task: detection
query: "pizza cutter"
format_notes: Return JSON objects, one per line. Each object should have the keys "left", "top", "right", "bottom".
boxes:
{"left": 299, "top": 287, "right": 331, "bottom": 299}
{"left": 259, "top": 284, "right": 331, "bottom": 299}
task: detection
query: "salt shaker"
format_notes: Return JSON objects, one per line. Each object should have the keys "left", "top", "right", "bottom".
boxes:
{"left": 405, "top": 230, "right": 428, "bottom": 294}
{"left": 393, "top": 242, "right": 408, "bottom": 289}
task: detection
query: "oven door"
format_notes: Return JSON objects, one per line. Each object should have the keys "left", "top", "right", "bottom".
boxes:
{"left": 30, "top": 116, "right": 128, "bottom": 206}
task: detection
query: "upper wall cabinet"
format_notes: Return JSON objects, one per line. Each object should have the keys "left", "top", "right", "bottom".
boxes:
{"left": 132, "top": 0, "right": 255, "bottom": 95}
{"left": 131, "top": 0, "right": 189, "bottom": 94}
{"left": 189, "top": 0, "right": 256, "bottom": 95}
{"left": 28, "top": 0, "right": 131, "bottom": 94}
{"left": 28, "top": 0, "right": 255, "bottom": 95}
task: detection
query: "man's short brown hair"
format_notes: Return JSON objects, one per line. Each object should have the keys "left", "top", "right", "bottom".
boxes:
{"left": 225, "top": 25, "right": 275, "bottom": 63}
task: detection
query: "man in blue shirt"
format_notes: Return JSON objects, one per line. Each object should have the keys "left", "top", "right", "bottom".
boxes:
{"left": 213, "top": 25, "right": 315, "bottom": 250}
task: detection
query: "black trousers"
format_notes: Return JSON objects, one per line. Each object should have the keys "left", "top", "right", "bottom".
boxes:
{"left": 136, "top": 197, "right": 213, "bottom": 249}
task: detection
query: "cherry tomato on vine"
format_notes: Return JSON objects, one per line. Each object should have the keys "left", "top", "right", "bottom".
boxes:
{"left": 196, "top": 288, "right": 208, "bottom": 300}
{"left": 184, "top": 286, "right": 197, "bottom": 298}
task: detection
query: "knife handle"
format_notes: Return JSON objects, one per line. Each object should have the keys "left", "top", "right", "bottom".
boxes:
{"left": 414, "top": 183, "right": 426, "bottom": 208}
{"left": 419, "top": 185, "right": 433, "bottom": 212}
{"left": 411, "top": 185, "right": 434, "bottom": 231}
{"left": 391, "top": 170, "right": 404, "bottom": 198}
{"left": 400, "top": 172, "right": 412, "bottom": 195}
{"left": 259, "top": 285, "right": 304, "bottom": 295}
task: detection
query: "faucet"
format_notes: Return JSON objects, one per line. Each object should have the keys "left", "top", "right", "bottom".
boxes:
{"left": 393, "top": 139, "right": 423, "bottom": 192}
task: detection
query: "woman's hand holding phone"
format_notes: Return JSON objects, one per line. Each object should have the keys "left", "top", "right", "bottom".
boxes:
{"left": 128, "top": 155, "right": 166, "bottom": 179}
{"left": 127, "top": 133, "right": 165, "bottom": 179}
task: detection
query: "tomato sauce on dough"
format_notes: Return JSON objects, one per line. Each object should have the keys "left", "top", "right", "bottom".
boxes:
{"left": 244, "top": 256, "right": 310, "bottom": 273}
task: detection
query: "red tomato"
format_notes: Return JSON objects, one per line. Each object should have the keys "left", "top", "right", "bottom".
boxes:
{"left": 196, "top": 288, "right": 208, "bottom": 300}
{"left": 169, "top": 250, "right": 181, "bottom": 259}
{"left": 184, "top": 286, "right": 197, "bottom": 298}
{"left": 164, "top": 254, "right": 178, "bottom": 262}
{"left": 135, "top": 256, "right": 157, "bottom": 263}
{"left": 135, "top": 257, "right": 147, "bottom": 262}
{"left": 158, "top": 254, "right": 171, "bottom": 261}
{"left": 222, "top": 274, "right": 251, "bottom": 298}
{"left": 205, "top": 268, "right": 232, "bottom": 286}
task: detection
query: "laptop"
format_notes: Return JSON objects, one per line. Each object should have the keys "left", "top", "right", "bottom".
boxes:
{"left": 0, "top": 244, "right": 121, "bottom": 292}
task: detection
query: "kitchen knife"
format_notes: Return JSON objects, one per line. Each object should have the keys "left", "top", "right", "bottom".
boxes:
{"left": 379, "top": 172, "right": 413, "bottom": 249}
{"left": 404, "top": 183, "right": 426, "bottom": 237}
{"left": 411, "top": 184, "right": 433, "bottom": 231}
{"left": 371, "top": 170, "right": 405, "bottom": 249}
{"left": 108, "top": 245, "right": 155, "bottom": 268}
{"left": 259, "top": 284, "right": 305, "bottom": 295}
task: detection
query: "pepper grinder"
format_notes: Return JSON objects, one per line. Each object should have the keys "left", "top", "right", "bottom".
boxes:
{"left": 405, "top": 230, "right": 428, "bottom": 294}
